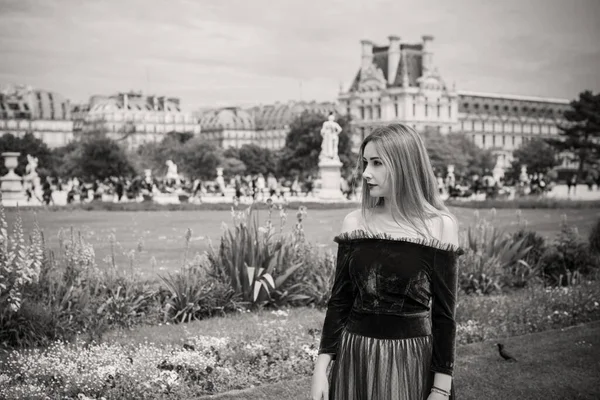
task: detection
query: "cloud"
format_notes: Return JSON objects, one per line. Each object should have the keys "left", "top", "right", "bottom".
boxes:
{"left": 0, "top": 0, "right": 598, "bottom": 108}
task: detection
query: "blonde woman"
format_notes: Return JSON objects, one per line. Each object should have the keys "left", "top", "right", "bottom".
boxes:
{"left": 311, "top": 124, "right": 464, "bottom": 400}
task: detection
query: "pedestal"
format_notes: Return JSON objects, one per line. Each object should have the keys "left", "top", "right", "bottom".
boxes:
{"left": 317, "top": 157, "right": 346, "bottom": 201}
{"left": 1, "top": 152, "right": 26, "bottom": 204}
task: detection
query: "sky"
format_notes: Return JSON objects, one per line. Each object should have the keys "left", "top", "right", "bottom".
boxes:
{"left": 1, "top": 0, "right": 599, "bottom": 111}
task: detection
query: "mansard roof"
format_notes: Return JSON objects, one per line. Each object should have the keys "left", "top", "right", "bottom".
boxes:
{"left": 200, "top": 108, "right": 256, "bottom": 131}
{"left": 348, "top": 42, "right": 424, "bottom": 92}
{"left": 457, "top": 91, "right": 570, "bottom": 120}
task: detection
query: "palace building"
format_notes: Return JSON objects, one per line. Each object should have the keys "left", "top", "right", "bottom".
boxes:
{"left": 338, "top": 35, "right": 572, "bottom": 173}
{"left": 199, "top": 101, "right": 338, "bottom": 150}
{"left": 0, "top": 85, "right": 74, "bottom": 148}
{"left": 72, "top": 91, "right": 201, "bottom": 149}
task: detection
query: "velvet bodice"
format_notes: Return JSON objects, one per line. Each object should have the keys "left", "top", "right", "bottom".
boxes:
{"left": 318, "top": 230, "right": 465, "bottom": 376}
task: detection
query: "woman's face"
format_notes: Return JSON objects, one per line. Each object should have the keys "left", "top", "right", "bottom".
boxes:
{"left": 362, "top": 141, "right": 391, "bottom": 198}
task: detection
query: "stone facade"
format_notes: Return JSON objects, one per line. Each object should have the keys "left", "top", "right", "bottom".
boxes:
{"left": 198, "top": 101, "right": 339, "bottom": 150}
{"left": 72, "top": 91, "right": 201, "bottom": 149}
{"left": 338, "top": 35, "right": 573, "bottom": 172}
{"left": 0, "top": 85, "right": 74, "bottom": 148}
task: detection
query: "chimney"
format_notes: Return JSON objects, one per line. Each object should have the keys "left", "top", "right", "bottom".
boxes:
{"left": 421, "top": 35, "right": 434, "bottom": 75}
{"left": 360, "top": 39, "right": 374, "bottom": 71}
{"left": 387, "top": 35, "right": 401, "bottom": 85}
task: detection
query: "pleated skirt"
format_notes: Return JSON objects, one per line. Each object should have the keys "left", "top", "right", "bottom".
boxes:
{"left": 329, "top": 329, "right": 455, "bottom": 400}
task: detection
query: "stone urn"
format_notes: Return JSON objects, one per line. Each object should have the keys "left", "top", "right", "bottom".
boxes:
{"left": 1, "top": 152, "right": 26, "bottom": 202}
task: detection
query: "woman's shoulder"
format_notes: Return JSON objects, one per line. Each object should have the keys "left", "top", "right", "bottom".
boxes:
{"left": 340, "top": 209, "right": 363, "bottom": 233}
{"left": 429, "top": 211, "right": 460, "bottom": 247}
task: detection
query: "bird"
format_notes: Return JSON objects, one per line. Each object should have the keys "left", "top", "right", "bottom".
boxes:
{"left": 496, "top": 343, "right": 517, "bottom": 362}
{"left": 183, "top": 343, "right": 196, "bottom": 351}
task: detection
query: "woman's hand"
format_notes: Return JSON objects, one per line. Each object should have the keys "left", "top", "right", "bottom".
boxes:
{"left": 310, "top": 368, "right": 329, "bottom": 400}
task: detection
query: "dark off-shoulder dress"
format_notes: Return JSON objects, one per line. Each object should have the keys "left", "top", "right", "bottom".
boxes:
{"left": 318, "top": 230, "right": 465, "bottom": 400}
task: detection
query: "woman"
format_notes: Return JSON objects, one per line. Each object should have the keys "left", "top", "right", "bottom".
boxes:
{"left": 311, "top": 124, "right": 464, "bottom": 400}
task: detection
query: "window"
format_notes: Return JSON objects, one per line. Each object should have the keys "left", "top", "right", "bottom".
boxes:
{"left": 484, "top": 104, "right": 489, "bottom": 110}
{"left": 360, "top": 107, "right": 364, "bottom": 119}
{"left": 464, "top": 103, "right": 469, "bottom": 108}
{"left": 425, "top": 104, "right": 428, "bottom": 117}
{"left": 448, "top": 106, "right": 451, "bottom": 118}
{"left": 492, "top": 135, "right": 496, "bottom": 146}
{"left": 502, "top": 135, "right": 506, "bottom": 146}
{"left": 512, "top": 136, "right": 516, "bottom": 146}
{"left": 394, "top": 103, "right": 398, "bottom": 117}
{"left": 412, "top": 103, "right": 416, "bottom": 116}
{"left": 482, "top": 135, "right": 486, "bottom": 145}
{"left": 472, "top": 121, "right": 475, "bottom": 130}
{"left": 437, "top": 104, "right": 440, "bottom": 118}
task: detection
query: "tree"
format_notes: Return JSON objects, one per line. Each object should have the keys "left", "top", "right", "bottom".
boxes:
{"left": 178, "top": 138, "right": 224, "bottom": 180}
{"left": 546, "top": 90, "right": 600, "bottom": 179}
{"left": 422, "top": 131, "right": 496, "bottom": 178}
{"left": 238, "top": 144, "right": 278, "bottom": 175}
{"left": 279, "top": 111, "right": 355, "bottom": 179}
{"left": 0, "top": 132, "right": 54, "bottom": 177}
{"left": 505, "top": 138, "right": 561, "bottom": 181}
{"left": 62, "top": 137, "right": 137, "bottom": 180}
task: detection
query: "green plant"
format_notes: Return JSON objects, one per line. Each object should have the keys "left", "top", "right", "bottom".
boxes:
{"left": 206, "top": 204, "right": 303, "bottom": 306}
{"left": 589, "top": 216, "right": 600, "bottom": 256}
{"left": 0, "top": 203, "right": 44, "bottom": 316}
{"left": 539, "top": 217, "right": 597, "bottom": 286}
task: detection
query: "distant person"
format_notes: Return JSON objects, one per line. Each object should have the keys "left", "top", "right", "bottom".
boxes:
{"left": 567, "top": 174, "right": 577, "bottom": 196}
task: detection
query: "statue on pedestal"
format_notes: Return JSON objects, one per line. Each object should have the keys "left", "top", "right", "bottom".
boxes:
{"left": 320, "top": 112, "right": 342, "bottom": 161}
{"left": 165, "top": 160, "right": 180, "bottom": 186}
{"left": 23, "top": 154, "right": 41, "bottom": 198}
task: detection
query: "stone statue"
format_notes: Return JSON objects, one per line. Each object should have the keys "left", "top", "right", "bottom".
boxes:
{"left": 25, "top": 154, "right": 39, "bottom": 178}
{"left": 320, "top": 113, "right": 342, "bottom": 161}
{"left": 165, "top": 160, "right": 180, "bottom": 186}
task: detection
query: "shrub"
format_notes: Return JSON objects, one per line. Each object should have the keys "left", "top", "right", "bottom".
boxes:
{"left": 206, "top": 203, "right": 304, "bottom": 307}
{"left": 460, "top": 212, "right": 534, "bottom": 294}
{"left": 159, "top": 254, "right": 240, "bottom": 323}
{"left": 538, "top": 217, "right": 598, "bottom": 286}
{"left": 589, "top": 216, "right": 600, "bottom": 256}
{"left": 274, "top": 240, "right": 336, "bottom": 308}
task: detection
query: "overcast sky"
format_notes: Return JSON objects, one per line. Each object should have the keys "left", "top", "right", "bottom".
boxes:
{"left": 1, "top": 0, "right": 599, "bottom": 111}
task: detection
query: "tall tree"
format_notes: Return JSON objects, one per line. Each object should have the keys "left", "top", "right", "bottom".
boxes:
{"left": 505, "top": 138, "right": 561, "bottom": 181}
{"left": 279, "top": 111, "right": 355, "bottom": 179}
{"left": 62, "top": 137, "right": 137, "bottom": 180}
{"left": 546, "top": 90, "right": 600, "bottom": 179}
{"left": 237, "top": 144, "right": 278, "bottom": 175}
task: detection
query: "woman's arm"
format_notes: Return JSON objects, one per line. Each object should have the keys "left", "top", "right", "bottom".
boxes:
{"left": 430, "top": 214, "right": 461, "bottom": 378}
{"left": 317, "top": 212, "right": 358, "bottom": 359}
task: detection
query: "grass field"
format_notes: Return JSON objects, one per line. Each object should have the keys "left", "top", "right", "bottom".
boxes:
{"left": 4, "top": 206, "right": 599, "bottom": 277}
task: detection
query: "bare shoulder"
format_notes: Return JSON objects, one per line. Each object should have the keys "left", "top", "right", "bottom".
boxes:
{"left": 433, "top": 212, "right": 460, "bottom": 247}
{"left": 340, "top": 209, "right": 362, "bottom": 233}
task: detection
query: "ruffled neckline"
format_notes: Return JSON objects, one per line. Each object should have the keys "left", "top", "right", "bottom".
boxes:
{"left": 334, "top": 229, "right": 465, "bottom": 255}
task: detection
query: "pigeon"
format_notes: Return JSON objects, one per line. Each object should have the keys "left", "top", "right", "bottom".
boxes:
{"left": 496, "top": 343, "right": 517, "bottom": 362}
{"left": 183, "top": 343, "right": 196, "bottom": 351}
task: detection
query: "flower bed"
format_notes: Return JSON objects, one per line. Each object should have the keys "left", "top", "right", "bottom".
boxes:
{"left": 2, "top": 281, "right": 600, "bottom": 399}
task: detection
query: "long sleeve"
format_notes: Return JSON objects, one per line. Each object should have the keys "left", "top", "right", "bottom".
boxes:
{"left": 318, "top": 242, "right": 354, "bottom": 359}
{"left": 430, "top": 249, "right": 462, "bottom": 375}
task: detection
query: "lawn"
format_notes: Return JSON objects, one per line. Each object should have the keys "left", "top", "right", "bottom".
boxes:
{"left": 4, "top": 206, "right": 599, "bottom": 277}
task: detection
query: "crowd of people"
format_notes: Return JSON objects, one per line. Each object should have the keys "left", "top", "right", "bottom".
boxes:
{"left": 19, "top": 167, "right": 600, "bottom": 206}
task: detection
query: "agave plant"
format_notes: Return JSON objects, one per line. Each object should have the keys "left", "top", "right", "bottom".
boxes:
{"left": 209, "top": 204, "right": 303, "bottom": 306}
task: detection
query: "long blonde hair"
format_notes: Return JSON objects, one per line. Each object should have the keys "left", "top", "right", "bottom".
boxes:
{"left": 354, "top": 123, "right": 451, "bottom": 238}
